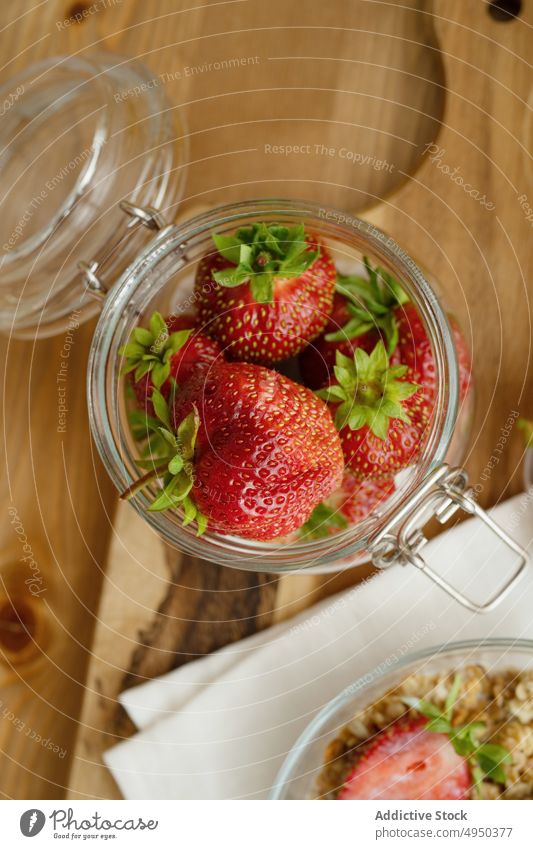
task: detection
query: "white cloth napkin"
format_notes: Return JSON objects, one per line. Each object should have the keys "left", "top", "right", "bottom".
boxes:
{"left": 104, "top": 493, "right": 533, "bottom": 799}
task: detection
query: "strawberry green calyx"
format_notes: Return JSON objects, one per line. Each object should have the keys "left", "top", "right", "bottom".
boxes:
{"left": 121, "top": 389, "right": 207, "bottom": 536}
{"left": 211, "top": 222, "right": 319, "bottom": 304}
{"left": 119, "top": 311, "right": 192, "bottom": 389}
{"left": 518, "top": 418, "right": 533, "bottom": 449}
{"left": 404, "top": 674, "right": 512, "bottom": 798}
{"left": 316, "top": 341, "right": 419, "bottom": 439}
{"left": 327, "top": 257, "right": 409, "bottom": 354}
{"left": 299, "top": 503, "right": 348, "bottom": 540}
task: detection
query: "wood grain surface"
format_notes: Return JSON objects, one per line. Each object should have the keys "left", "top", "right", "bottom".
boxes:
{"left": 0, "top": 0, "right": 531, "bottom": 800}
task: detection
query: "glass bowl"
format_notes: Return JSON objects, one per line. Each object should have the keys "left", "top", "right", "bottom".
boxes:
{"left": 271, "top": 637, "right": 533, "bottom": 799}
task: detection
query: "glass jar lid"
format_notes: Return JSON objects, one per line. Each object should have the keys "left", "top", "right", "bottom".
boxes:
{"left": 0, "top": 53, "right": 187, "bottom": 337}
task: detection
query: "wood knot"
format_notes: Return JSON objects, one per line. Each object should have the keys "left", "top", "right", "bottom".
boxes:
{"left": 0, "top": 597, "right": 43, "bottom": 663}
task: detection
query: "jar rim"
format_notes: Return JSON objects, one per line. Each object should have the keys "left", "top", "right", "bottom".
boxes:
{"left": 88, "top": 199, "right": 460, "bottom": 571}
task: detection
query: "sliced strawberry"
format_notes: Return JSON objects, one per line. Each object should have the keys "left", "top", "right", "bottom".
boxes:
{"left": 338, "top": 717, "right": 471, "bottom": 800}
{"left": 194, "top": 222, "right": 336, "bottom": 364}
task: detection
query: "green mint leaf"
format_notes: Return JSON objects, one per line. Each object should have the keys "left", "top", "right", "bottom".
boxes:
{"left": 445, "top": 674, "right": 462, "bottom": 718}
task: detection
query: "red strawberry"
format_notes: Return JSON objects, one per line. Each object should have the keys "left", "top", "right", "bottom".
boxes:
{"left": 337, "top": 473, "right": 395, "bottom": 524}
{"left": 396, "top": 303, "right": 471, "bottom": 403}
{"left": 299, "top": 293, "right": 384, "bottom": 389}
{"left": 299, "top": 260, "right": 407, "bottom": 389}
{"left": 194, "top": 222, "right": 335, "bottom": 364}
{"left": 300, "top": 474, "right": 394, "bottom": 539}
{"left": 120, "top": 311, "right": 222, "bottom": 414}
{"left": 127, "top": 361, "right": 344, "bottom": 540}
{"left": 338, "top": 717, "right": 471, "bottom": 800}
{"left": 317, "top": 342, "right": 431, "bottom": 478}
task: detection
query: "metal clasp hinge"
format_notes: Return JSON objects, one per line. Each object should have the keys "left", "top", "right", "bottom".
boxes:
{"left": 78, "top": 202, "right": 169, "bottom": 300}
{"left": 368, "top": 464, "right": 528, "bottom": 613}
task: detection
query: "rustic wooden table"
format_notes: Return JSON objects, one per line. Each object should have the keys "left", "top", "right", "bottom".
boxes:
{"left": 0, "top": 0, "right": 531, "bottom": 800}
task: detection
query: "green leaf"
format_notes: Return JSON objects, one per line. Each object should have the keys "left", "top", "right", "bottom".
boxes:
{"left": 147, "top": 489, "right": 183, "bottom": 512}
{"left": 157, "top": 427, "right": 178, "bottom": 450}
{"left": 369, "top": 340, "right": 388, "bottom": 372}
{"left": 196, "top": 512, "right": 208, "bottom": 536}
{"left": 333, "top": 365, "right": 353, "bottom": 388}
{"left": 172, "top": 472, "right": 194, "bottom": 500}
{"left": 119, "top": 341, "right": 145, "bottom": 360}
{"left": 167, "top": 329, "right": 193, "bottom": 354}
{"left": 315, "top": 385, "right": 347, "bottom": 403}
{"left": 369, "top": 410, "right": 390, "bottom": 440}
{"left": 299, "top": 502, "right": 348, "bottom": 539}
{"left": 212, "top": 233, "right": 244, "bottom": 264}
{"left": 176, "top": 407, "right": 200, "bottom": 461}
{"left": 332, "top": 260, "right": 409, "bottom": 356}
{"left": 250, "top": 274, "right": 274, "bottom": 304}
{"left": 445, "top": 674, "right": 462, "bottom": 718}
{"left": 151, "top": 389, "right": 171, "bottom": 428}
{"left": 134, "top": 360, "right": 154, "bottom": 382}
{"left": 403, "top": 697, "right": 442, "bottom": 720}
{"left": 149, "top": 311, "right": 167, "bottom": 340}
{"left": 325, "top": 318, "right": 373, "bottom": 343}
{"left": 334, "top": 401, "right": 353, "bottom": 430}
{"left": 168, "top": 454, "right": 184, "bottom": 475}
{"left": 213, "top": 267, "right": 250, "bottom": 288}
{"left": 182, "top": 495, "right": 197, "bottom": 526}
{"left": 348, "top": 408, "right": 367, "bottom": 431}
{"left": 151, "top": 361, "right": 170, "bottom": 390}
{"left": 133, "top": 327, "right": 154, "bottom": 346}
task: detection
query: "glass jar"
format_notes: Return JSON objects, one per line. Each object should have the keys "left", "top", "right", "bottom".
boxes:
{"left": 86, "top": 199, "right": 525, "bottom": 611}
{"left": 0, "top": 58, "right": 526, "bottom": 612}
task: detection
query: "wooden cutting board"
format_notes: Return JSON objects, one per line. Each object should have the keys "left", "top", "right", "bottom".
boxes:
{"left": 0, "top": 0, "right": 531, "bottom": 800}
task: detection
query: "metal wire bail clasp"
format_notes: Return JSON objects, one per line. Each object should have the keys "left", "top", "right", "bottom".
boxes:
{"left": 78, "top": 202, "right": 169, "bottom": 300}
{"left": 368, "top": 464, "right": 528, "bottom": 613}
